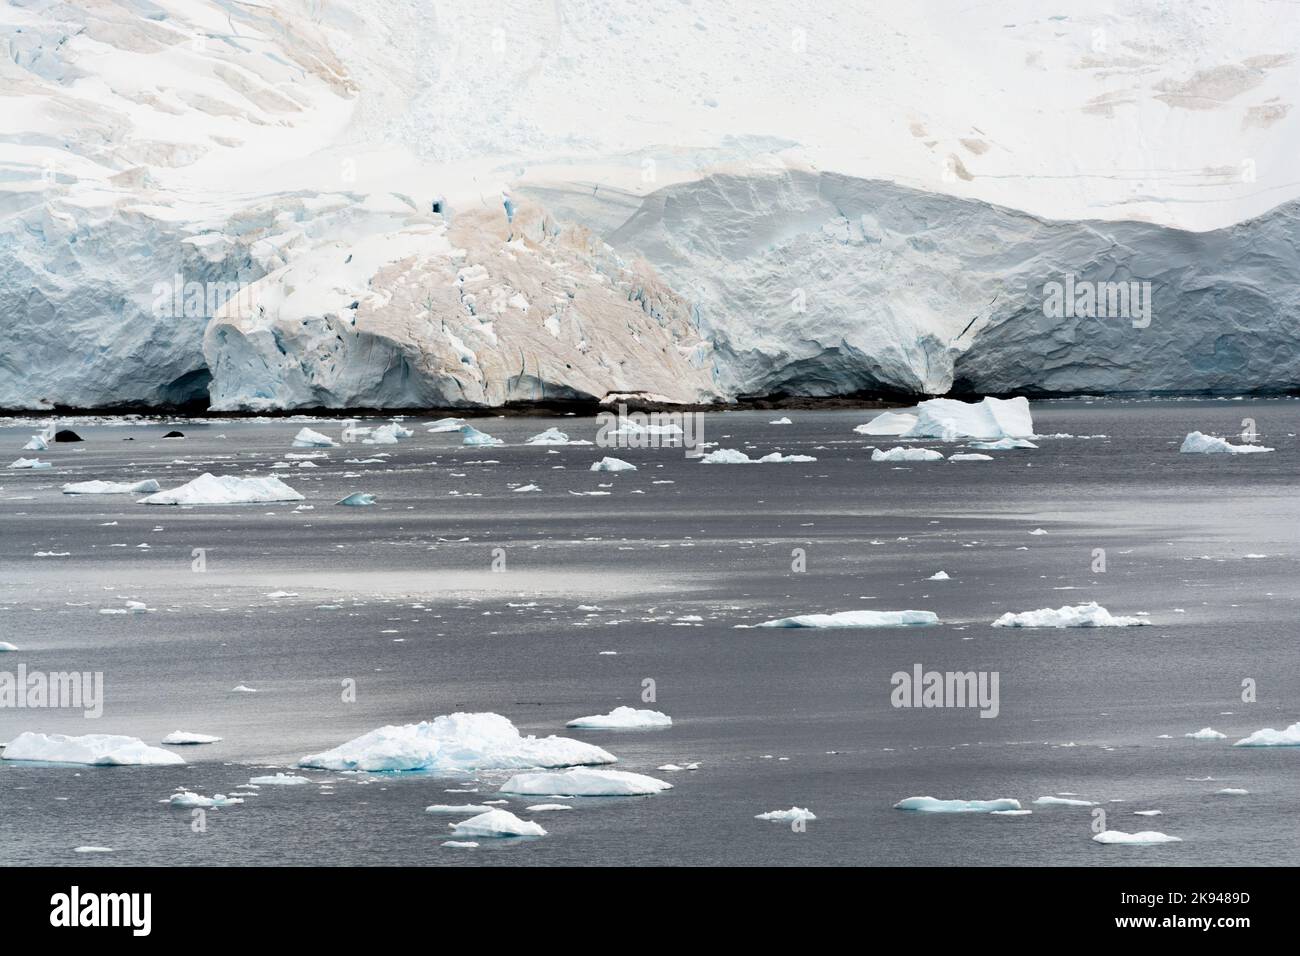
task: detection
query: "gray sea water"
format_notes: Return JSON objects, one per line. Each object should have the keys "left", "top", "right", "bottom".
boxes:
{"left": 1, "top": 399, "right": 1297, "bottom": 866}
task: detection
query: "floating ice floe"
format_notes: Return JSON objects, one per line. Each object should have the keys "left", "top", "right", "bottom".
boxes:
{"left": 513, "top": 484, "right": 541, "bottom": 492}
{"left": 872, "top": 447, "right": 944, "bottom": 462}
{"left": 162, "top": 731, "right": 221, "bottom": 745}
{"left": 859, "top": 397, "right": 1034, "bottom": 441}
{"left": 769, "top": 417, "right": 792, "bottom": 425}
{"left": 700, "top": 449, "right": 816, "bottom": 463}
{"left": 894, "top": 796, "right": 1021, "bottom": 813}
{"left": 1092, "top": 830, "right": 1182, "bottom": 845}
{"left": 526, "top": 804, "right": 573, "bottom": 812}
{"left": 968, "top": 438, "right": 1038, "bottom": 450}
{"left": 755, "top": 807, "right": 816, "bottom": 822}
{"left": 298, "top": 712, "right": 616, "bottom": 772}
{"left": 449, "top": 809, "right": 546, "bottom": 838}
{"left": 62, "top": 479, "right": 160, "bottom": 495}
{"left": 590, "top": 456, "right": 636, "bottom": 472}
{"left": 1133, "top": 810, "right": 1163, "bottom": 816}
{"left": 948, "top": 453, "right": 994, "bottom": 461}
{"left": 499, "top": 767, "right": 672, "bottom": 796}
{"left": 425, "top": 804, "right": 492, "bottom": 814}
{"left": 0, "top": 642, "right": 17, "bottom": 652}
{"left": 1, "top": 732, "right": 184, "bottom": 766}
{"left": 460, "top": 424, "right": 503, "bottom": 446}
{"left": 168, "top": 791, "right": 242, "bottom": 808}
{"left": 8, "top": 457, "right": 51, "bottom": 469}
{"left": 752, "top": 609, "right": 938, "bottom": 629}
{"left": 248, "top": 773, "right": 311, "bottom": 785}
{"left": 1184, "top": 727, "right": 1227, "bottom": 740}
{"left": 364, "top": 423, "right": 412, "bottom": 445}
{"left": 337, "top": 493, "right": 376, "bottom": 506}
{"left": 140, "top": 473, "right": 304, "bottom": 505}
{"left": 565, "top": 706, "right": 672, "bottom": 730}
{"left": 292, "top": 427, "right": 338, "bottom": 448}
{"left": 1033, "top": 796, "right": 1096, "bottom": 807}
{"left": 427, "top": 418, "right": 467, "bottom": 433}
{"left": 1233, "top": 721, "right": 1300, "bottom": 747}
{"left": 927, "top": 571, "right": 950, "bottom": 580}
{"left": 992, "top": 602, "right": 1149, "bottom": 628}
{"left": 1179, "top": 431, "right": 1273, "bottom": 454}
{"left": 1216, "top": 788, "right": 1249, "bottom": 796}
{"left": 22, "top": 435, "right": 48, "bottom": 451}
{"left": 992, "top": 809, "right": 1033, "bottom": 816}
{"left": 527, "top": 427, "right": 591, "bottom": 446}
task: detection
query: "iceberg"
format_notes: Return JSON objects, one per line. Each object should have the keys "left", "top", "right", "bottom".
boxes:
{"left": 427, "top": 418, "right": 467, "bottom": 433}
{"left": 425, "top": 804, "right": 492, "bottom": 814}
{"left": 140, "top": 473, "right": 304, "bottom": 505}
{"left": 753, "top": 609, "right": 938, "bottom": 628}
{"left": 854, "top": 412, "right": 918, "bottom": 436}
{"left": 461, "top": 425, "right": 503, "bottom": 446}
{"left": 298, "top": 712, "right": 617, "bottom": 772}
{"left": 1180, "top": 431, "right": 1274, "bottom": 454}
{"left": 968, "top": 438, "right": 1038, "bottom": 450}
{"left": 992, "top": 602, "right": 1150, "bottom": 628}
{"left": 248, "top": 773, "right": 311, "bottom": 785}
{"left": 1184, "top": 727, "right": 1227, "bottom": 740}
{"left": 894, "top": 797, "right": 1021, "bottom": 813}
{"left": 902, "top": 397, "right": 1034, "bottom": 441}
{"left": 1092, "top": 830, "right": 1182, "bottom": 845}
{"left": 364, "top": 423, "right": 411, "bottom": 444}
{"left": 8, "top": 457, "right": 51, "bottom": 469}
{"left": 337, "top": 493, "right": 376, "bottom": 507}
{"left": 871, "top": 447, "right": 944, "bottom": 462}
{"left": 0, "top": 642, "right": 18, "bottom": 652}
{"left": 1033, "top": 796, "right": 1096, "bottom": 807}
{"left": 62, "top": 479, "right": 161, "bottom": 495}
{"left": 168, "top": 791, "right": 242, "bottom": 808}
{"left": 700, "top": 448, "right": 753, "bottom": 464}
{"left": 948, "top": 453, "right": 994, "bottom": 461}
{"left": 448, "top": 809, "right": 546, "bottom": 839}
{"left": 527, "top": 427, "right": 590, "bottom": 445}
{"left": 1, "top": 732, "right": 185, "bottom": 767}
{"left": 161, "top": 731, "right": 222, "bottom": 745}
{"left": 590, "top": 456, "right": 636, "bottom": 472}
{"left": 769, "top": 417, "right": 792, "bottom": 425}
{"left": 755, "top": 807, "right": 817, "bottom": 822}
{"left": 22, "top": 435, "right": 48, "bottom": 451}
{"left": 499, "top": 767, "right": 672, "bottom": 796}
{"left": 1233, "top": 721, "right": 1300, "bottom": 747}
{"left": 292, "top": 427, "right": 338, "bottom": 448}
{"left": 565, "top": 707, "right": 672, "bottom": 729}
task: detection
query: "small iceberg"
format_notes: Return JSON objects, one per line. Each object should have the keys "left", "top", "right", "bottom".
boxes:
{"left": 460, "top": 424, "right": 503, "bottom": 446}
{"left": 527, "top": 427, "right": 590, "bottom": 446}
{"left": 22, "top": 435, "right": 48, "bottom": 451}
{"left": 699, "top": 448, "right": 752, "bottom": 464}
{"left": 168, "top": 791, "right": 242, "bottom": 808}
{"left": 948, "top": 453, "right": 994, "bottom": 461}
{"left": 425, "top": 804, "right": 492, "bottom": 814}
{"left": 248, "top": 773, "right": 311, "bottom": 785}
{"left": 427, "top": 417, "right": 467, "bottom": 433}
{"left": 590, "top": 456, "right": 636, "bottom": 472}
{"left": 1, "top": 732, "right": 185, "bottom": 766}
{"left": 755, "top": 807, "right": 816, "bottom": 822}
{"left": 0, "top": 642, "right": 18, "bottom": 652}
{"left": 1216, "top": 788, "right": 1249, "bottom": 796}
{"left": 854, "top": 411, "right": 919, "bottom": 436}
{"left": 1233, "top": 721, "right": 1300, "bottom": 747}
{"left": 1184, "top": 727, "right": 1226, "bottom": 740}
{"left": 448, "top": 809, "right": 545, "bottom": 839}
{"left": 292, "top": 427, "right": 338, "bottom": 448}
{"left": 62, "top": 479, "right": 160, "bottom": 495}
{"left": 499, "top": 767, "right": 672, "bottom": 796}
{"left": 8, "top": 457, "right": 51, "bottom": 469}
{"left": 1092, "top": 830, "right": 1182, "bottom": 845}
{"left": 1033, "top": 796, "right": 1096, "bottom": 807}
{"left": 298, "top": 712, "right": 616, "bottom": 772}
{"left": 337, "top": 492, "right": 376, "bottom": 507}
{"left": 769, "top": 417, "right": 793, "bottom": 425}
{"left": 140, "top": 473, "right": 304, "bottom": 505}
{"left": 162, "top": 731, "right": 222, "bottom": 745}
{"left": 894, "top": 796, "right": 1021, "bottom": 813}
{"left": 992, "top": 602, "right": 1149, "bottom": 628}
{"left": 927, "top": 571, "right": 950, "bottom": 580}
{"left": 364, "top": 423, "right": 412, "bottom": 444}
{"left": 565, "top": 706, "right": 672, "bottom": 730}
{"left": 872, "top": 447, "right": 944, "bottom": 462}
{"left": 753, "top": 609, "right": 938, "bottom": 628}
{"left": 969, "top": 438, "right": 1038, "bottom": 450}
{"left": 1180, "top": 431, "right": 1273, "bottom": 454}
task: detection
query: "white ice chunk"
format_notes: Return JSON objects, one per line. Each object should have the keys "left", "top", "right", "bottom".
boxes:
{"left": 460, "top": 424, "right": 503, "bottom": 446}
{"left": 298, "top": 712, "right": 617, "bottom": 772}
{"left": 894, "top": 796, "right": 1021, "bottom": 813}
{"left": 992, "top": 602, "right": 1150, "bottom": 628}
{"left": 590, "top": 456, "right": 636, "bottom": 472}
{"left": 1234, "top": 721, "right": 1300, "bottom": 747}
{"left": 565, "top": 706, "right": 672, "bottom": 729}
{"left": 1092, "top": 830, "right": 1182, "bottom": 845}
{"left": 871, "top": 446, "right": 944, "bottom": 462}
{"left": 248, "top": 773, "right": 311, "bottom": 785}
{"left": 1180, "top": 431, "right": 1274, "bottom": 454}
{"left": 753, "top": 609, "right": 938, "bottom": 628}
{"left": 140, "top": 473, "right": 303, "bottom": 505}
{"left": 162, "top": 731, "right": 222, "bottom": 745}
{"left": 2, "top": 732, "right": 185, "bottom": 766}
{"left": 755, "top": 806, "right": 816, "bottom": 822}
{"left": 854, "top": 411, "right": 918, "bottom": 436}
{"left": 168, "top": 790, "right": 242, "bottom": 807}
{"left": 499, "top": 767, "right": 672, "bottom": 796}
{"left": 448, "top": 809, "right": 546, "bottom": 838}
{"left": 62, "top": 479, "right": 161, "bottom": 495}
{"left": 292, "top": 427, "right": 338, "bottom": 448}
{"left": 1184, "top": 727, "right": 1226, "bottom": 740}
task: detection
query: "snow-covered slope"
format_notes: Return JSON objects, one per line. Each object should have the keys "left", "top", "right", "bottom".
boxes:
{"left": 4, "top": 0, "right": 1300, "bottom": 408}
